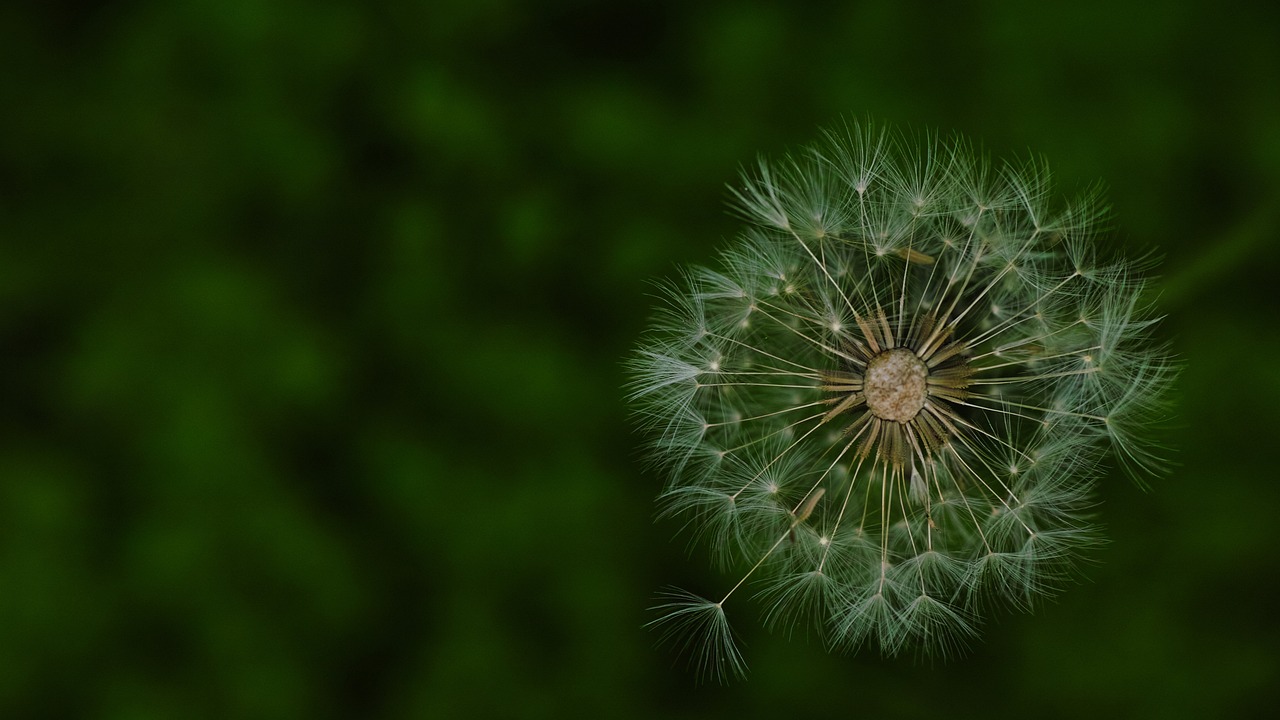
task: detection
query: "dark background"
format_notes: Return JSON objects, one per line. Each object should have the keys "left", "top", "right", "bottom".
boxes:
{"left": 2, "top": 0, "right": 1278, "bottom": 717}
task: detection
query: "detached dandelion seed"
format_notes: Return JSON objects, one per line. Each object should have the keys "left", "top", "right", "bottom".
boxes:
{"left": 627, "top": 119, "right": 1175, "bottom": 681}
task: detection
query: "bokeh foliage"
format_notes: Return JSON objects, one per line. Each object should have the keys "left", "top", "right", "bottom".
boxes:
{"left": 1, "top": 0, "right": 1278, "bottom": 717}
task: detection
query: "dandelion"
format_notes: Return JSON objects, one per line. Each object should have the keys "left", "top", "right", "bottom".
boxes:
{"left": 628, "top": 119, "right": 1175, "bottom": 680}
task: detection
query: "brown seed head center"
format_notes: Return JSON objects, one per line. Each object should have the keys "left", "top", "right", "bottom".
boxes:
{"left": 863, "top": 348, "right": 928, "bottom": 423}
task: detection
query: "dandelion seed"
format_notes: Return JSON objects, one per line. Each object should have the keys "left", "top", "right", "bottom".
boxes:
{"left": 647, "top": 589, "right": 747, "bottom": 683}
{"left": 629, "top": 119, "right": 1175, "bottom": 680}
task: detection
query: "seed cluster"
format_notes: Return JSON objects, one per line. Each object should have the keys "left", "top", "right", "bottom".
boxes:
{"left": 629, "top": 120, "right": 1173, "bottom": 681}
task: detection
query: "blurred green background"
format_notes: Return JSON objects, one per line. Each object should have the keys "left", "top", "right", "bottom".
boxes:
{"left": 2, "top": 0, "right": 1278, "bottom": 717}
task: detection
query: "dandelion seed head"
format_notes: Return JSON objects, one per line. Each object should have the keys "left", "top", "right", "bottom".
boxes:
{"left": 630, "top": 118, "right": 1175, "bottom": 680}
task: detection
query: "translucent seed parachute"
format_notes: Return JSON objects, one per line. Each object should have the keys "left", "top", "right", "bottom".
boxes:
{"left": 627, "top": 120, "right": 1175, "bottom": 680}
